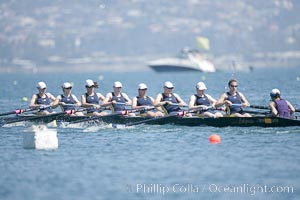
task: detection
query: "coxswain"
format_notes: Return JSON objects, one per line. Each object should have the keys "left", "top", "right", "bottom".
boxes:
{"left": 269, "top": 88, "right": 295, "bottom": 118}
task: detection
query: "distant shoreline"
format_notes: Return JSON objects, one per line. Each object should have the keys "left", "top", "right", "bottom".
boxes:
{"left": 0, "top": 59, "right": 299, "bottom": 74}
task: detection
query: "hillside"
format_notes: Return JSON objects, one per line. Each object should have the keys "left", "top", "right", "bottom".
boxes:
{"left": 0, "top": 0, "right": 299, "bottom": 72}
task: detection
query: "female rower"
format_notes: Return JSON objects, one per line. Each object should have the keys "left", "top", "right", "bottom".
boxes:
{"left": 215, "top": 79, "right": 251, "bottom": 117}
{"left": 103, "top": 81, "right": 134, "bottom": 115}
{"left": 132, "top": 83, "right": 164, "bottom": 117}
{"left": 189, "top": 82, "right": 223, "bottom": 118}
{"left": 154, "top": 81, "right": 189, "bottom": 116}
{"left": 52, "top": 82, "right": 84, "bottom": 116}
{"left": 29, "top": 81, "right": 56, "bottom": 115}
{"left": 269, "top": 88, "right": 295, "bottom": 118}
{"left": 81, "top": 79, "right": 107, "bottom": 116}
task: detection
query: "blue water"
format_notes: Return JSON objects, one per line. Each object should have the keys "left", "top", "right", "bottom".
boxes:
{"left": 0, "top": 68, "right": 300, "bottom": 200}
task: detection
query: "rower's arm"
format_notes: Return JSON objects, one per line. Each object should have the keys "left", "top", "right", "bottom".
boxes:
{"left": 215, "top": 93, "right": 227, "bottom": 107}
{"left": 173, "top": 93, "right": 186, "bottom": 106}
{"left": 239, "top": 92, "right": 250, "bottom": 108}
{"left": 29, "top": 94, "right": 38, "bottom": 108}
{"left": 97, "top": 93, "right": 109, "bottom": 107}
{"left": 154, "top": 94, "right": 166, "bottom": 106}
{"left": 72, "top": 95, "right": 81, "bottom": 107}
{"left": 122, "top": 93, "right": 132, "bottom": 106}
{"left": 287, "top": 101, "right": 295, "bottom": 113}
{"left": 188, "top": 95, "right": 197, "bottom": 109}
{"left": 51, "top": 95, "right": 62, "bottom": 109}
{"left": 48, "top": 93, "right": 56, "bottom": 101}
{"left": 131, "top": 97, "right": 139, "bottom": 109}
{"left": 101, "top": 93, "right": 113, "bottom": 106}
{"left": 47, "top": 93, "right": 57, "bottom": 108}
{"left": 207, "top": 94, "right": 217, "bottom": 108}
{"left": 269, "top": 101, "right": 278, "bottom": 117}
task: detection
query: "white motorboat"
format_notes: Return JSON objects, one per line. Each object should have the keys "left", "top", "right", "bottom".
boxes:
{"left": 148, "top": 49, "right": 216, "bottom": 72}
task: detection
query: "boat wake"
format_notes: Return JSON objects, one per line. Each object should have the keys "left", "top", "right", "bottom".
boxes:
{"left": 82, "top": 123, "right": 127, "bottom": 132}
{"left": 2, "top": 121, "right": 26, "bottom": 127}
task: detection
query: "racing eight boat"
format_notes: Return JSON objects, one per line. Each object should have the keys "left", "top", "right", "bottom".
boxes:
{"left": 1, "top": 113, "right": 300, "bottom": 127}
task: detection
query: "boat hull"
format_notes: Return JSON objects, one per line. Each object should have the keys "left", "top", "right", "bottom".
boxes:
{"left": 148, "top": 54, "right": 216, "bottom": 72}
{"left": 149, "top": 65, "right": 200, "bottom": 72}
{"left": 2, "top": 115, "right": 300, "bottom": 127}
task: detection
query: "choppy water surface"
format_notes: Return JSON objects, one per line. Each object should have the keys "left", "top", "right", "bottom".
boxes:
{"left": 0, "top": 68, "right": 300, "bottom": 200}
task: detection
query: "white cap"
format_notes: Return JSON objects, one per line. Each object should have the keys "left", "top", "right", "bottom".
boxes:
{"left": 270, "top": 88, "right": 280, "bottom": 97}
{"left": 138, "top": 83, "right": 147, "bottom": 90}
{"left": 85, "top": 79, "right": 94, "bottom": 87}
{"left": 113, "top": 81, "right": 123, "bottom": 88}
{"left": 164, "top": 81, "right": 174, "bottom": 88}
{"left": 196, "top": 82, "right": 207, "bottom": 90}
{"left": 62, "top": 82, "right": 72, "bottom": 88}
{"left": 36, "top": 81, "right": 47, "bottom": 89}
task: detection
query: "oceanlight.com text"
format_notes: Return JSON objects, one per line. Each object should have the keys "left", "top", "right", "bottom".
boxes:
{"left": 129, "top": 183, "right": 294, "bottom": 196}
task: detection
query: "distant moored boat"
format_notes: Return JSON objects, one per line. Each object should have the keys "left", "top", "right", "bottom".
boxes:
{"left": 148, "top": 48, "right": 216, "bottom": 72}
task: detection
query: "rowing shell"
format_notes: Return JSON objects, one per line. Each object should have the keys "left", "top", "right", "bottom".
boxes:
{"left": 1, "top": 114, "right": 300, "bottom": 127}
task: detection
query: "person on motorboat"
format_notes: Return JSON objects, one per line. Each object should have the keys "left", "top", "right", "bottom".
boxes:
{"left": 154, "top": 81, "right": 190, "bottom": 116}
{"left": 103, "top": 81, "right": 135, "bottom": 116}
{"left": 52, "top": 82, "right": 84, "bottom": 116}
{"left": 132, "top": 83, "right": 164, "bottom": 117}
{"left": 269, "top": 88, "right": 295, "bottom": 118}
{"left": 81, "top": 79, "right": 108, "bottom": 116}
{"left": 189, "top": 82, "right": 223, "bottom": 118}
{"left": 215, "top": 79, "right": 251, "bottom": 117}
{"left": 29, "top": 81, "right": 56, "bottom": 115}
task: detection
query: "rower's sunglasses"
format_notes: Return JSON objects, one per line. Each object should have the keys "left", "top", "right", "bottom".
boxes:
{"left": 86, "top": 86, "right": 94, "bottom": 88}
{"left": 230, "top": 85, "right": 238, "bottom": 88}
{"left": 166, "top": 87, "right": 174, "bottom": 89}
{"left": 64, "top": 87, "right": 72, "bottom": 89}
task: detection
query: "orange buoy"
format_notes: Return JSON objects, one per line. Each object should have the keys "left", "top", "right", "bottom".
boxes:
{"left": 209, "top": 134, "right": 221, "bottom": 144}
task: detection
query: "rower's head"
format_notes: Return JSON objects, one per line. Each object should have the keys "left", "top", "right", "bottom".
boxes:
{"left": 36, "top": 81, "right": 47, "bottom": 92}
{"left": 270, "top": 88, "right": 281, "bottom": 99}
{"left": 62, "top": 82, "right": 72, "bottom": 92}
{"left": 85, "top": 79, "right": 98, "bottom": 89}
{"left": 228, "top": 79, "right": 238, "bottom": 91}
{"left": 163, "top": 81, "right": 174, "bottom": 93}
{"left": 138, "top": 83, "right": 147, "bottom": 94}
{"left": 196, "top": 82, "right": 207, "bottom": 93}
{"left": 113, "top": 81, "right": 123, "bottom": 92}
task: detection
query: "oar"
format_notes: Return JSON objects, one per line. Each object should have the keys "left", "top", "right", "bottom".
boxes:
{"left": 1, "top": 107, "right": 86, "bottom": 125}
{"left": 114, "top": 102, "right": 126, "bottom": 105}
{"left": 0, "top": 106, "right": 50, "bottom": 117}
{"left": 165, "top": 103, "right": 188, "bottom": 107}
{"left": 69, "top": 106, "right": 149, "bottom": 124}
{"left": 69, "top": 110, "right": 128, "bottom": 124}
{"left": 2, "top": 112, "right": 62, "bottom": 125}
{"left": 126, "top": 113, "right": 178, "bottom": 127}
{"left": 188, "top": 106, "right": 225, "bottom": 113}
{"left": 230, "top": 104, "right": 243, "bottom": 107}
{"left": 250, "top": 104, "right": 300, "bottom": 112}
{"left": 231, "top": 104, "right": 269, "bottom": 110}
{"left": 0, "top": 108, "right": 34, "bottom": 117}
